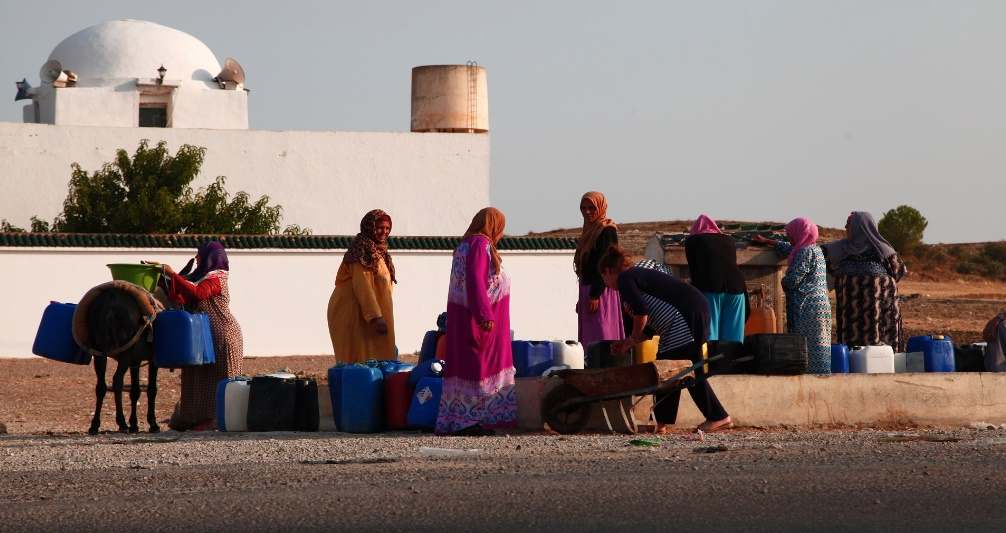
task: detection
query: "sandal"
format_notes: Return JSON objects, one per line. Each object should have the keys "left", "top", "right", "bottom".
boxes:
{"left": 697, "top": 417, "right": 733, "bottom": 433}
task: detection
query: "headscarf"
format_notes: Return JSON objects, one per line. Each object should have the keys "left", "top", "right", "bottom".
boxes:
{"left": 463, "top": 207, "right": 505, "bottom": 274}
{"left": 822, "top": 211, "right": 896, "bottom": 265}
{"left": 785, "top": 217, "right": 820, "bottom": 266}
{"left": 984, "top": 311, "right": 1006, "bottom": 344}
{"left": 180, "top": 241, "right": 229, "bottom": 282}
{"left": 689, "top": 214, "right": 722, "bottom": 235}
{"left": 342, "top": 209, "right": 396, "bottom": 283}
{"left": 574, "top": 191, "right": 617, "bottom": 278}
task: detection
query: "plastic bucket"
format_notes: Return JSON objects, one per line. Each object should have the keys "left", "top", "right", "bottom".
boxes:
{"left": 107, "top": 263, "right": 162, "bottom": 292}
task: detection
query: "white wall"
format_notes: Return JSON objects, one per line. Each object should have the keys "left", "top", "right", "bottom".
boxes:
{"left": 0, "top": 123, "right": 490, "bottom": 236}
{"left": 0, "top": 248, "right": 577, "bottom": 358}
{"left": 171, "top": 89, "right": 248, "bottom": 129}
{"left": 51, "top": 87, "right": 137, "bottom": 128}
{"left": 31, "top": 86, "right": 249, "bottom": 130}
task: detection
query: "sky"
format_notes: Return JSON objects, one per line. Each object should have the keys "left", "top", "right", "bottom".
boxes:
{"left": 1, "top": 0, "right": 1003, "bottom": 242}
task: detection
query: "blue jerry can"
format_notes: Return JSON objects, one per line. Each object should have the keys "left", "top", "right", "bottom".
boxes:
{"left": 329, "top": 364, "right": 384, "bottom": 433}
{"left": 33, "top": 302, "right": 90, "bottom": 365}
{"left": 153, "top": 310, "right": 216, "bottom": 368}
{"left": 407, "top": 377, "right": 443, "bottom": 430}
{"left": 512, "top": 341, "right": 555, "bottom": 377}
{"left": 830, "top": 344, "right": 850, "bottom": 374}
{"left": 907, "top": 335, "right": 955, "bottom": 373}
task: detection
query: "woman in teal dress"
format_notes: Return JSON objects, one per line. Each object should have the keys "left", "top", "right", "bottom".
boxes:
{"left": 757, "top": 217, "right": 832, "bottom": 374}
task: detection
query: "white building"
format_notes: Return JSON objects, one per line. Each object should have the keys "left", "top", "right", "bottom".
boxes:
{"left": 21, "top": 20, "right": 248, "bottom": 129}
{"left": 5, "top": 19, "right": 490, "bottom": 236}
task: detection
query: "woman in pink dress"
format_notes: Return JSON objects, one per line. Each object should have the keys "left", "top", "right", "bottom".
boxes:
{"left": 435, "top": 207, "right": 517, "bottom": 435}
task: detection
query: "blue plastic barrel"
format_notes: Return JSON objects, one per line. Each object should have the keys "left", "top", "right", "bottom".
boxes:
{"left": 153, "top": 310, "right": 216, "bottom": 368}
{"left": 830, "top": 344, "right": 850, "bottom": 374}
{"left": 907, "top": 335, "right": 955, "bottom": 373}
{"left": 329, "top": 364, "right": 384, "bottom": 433}
{"left": 32, "top": 302, "right": 90, "bottom": 365}
{"left": 512, "top": 341, "right": 555, "bottom": 377}
{"left": 407, "top": 377, "right": 443, "bottom": 430}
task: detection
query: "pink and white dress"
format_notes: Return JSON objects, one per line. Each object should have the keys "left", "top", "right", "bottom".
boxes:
{"left": 435, "top": 234, "right": 517, "bottom": 434}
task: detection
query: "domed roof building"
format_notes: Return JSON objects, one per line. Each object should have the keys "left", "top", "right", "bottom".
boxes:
{"left": 21, "top": 20, "right": 248, "bottom": 129}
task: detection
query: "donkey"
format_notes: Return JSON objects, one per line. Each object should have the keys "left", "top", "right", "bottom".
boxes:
{"left": 77, "top": 282, "right": 163, "bottom": 434}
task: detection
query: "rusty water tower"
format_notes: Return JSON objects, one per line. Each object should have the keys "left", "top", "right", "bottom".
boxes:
{"left": 411, "top": 63, "right": 488, "bottom": 133}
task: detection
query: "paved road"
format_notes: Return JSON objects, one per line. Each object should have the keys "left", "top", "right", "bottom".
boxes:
{"left": 2, "top": 428, "right": 1005, "bottom": 532}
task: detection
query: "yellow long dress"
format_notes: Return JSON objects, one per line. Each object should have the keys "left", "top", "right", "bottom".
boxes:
{"left": 327, "top": 258, "right": 396, "bottom": 363}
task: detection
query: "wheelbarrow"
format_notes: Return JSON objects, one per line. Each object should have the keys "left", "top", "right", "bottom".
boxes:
{"left": 541, "top": 353, "right": 731, "bottom": 435}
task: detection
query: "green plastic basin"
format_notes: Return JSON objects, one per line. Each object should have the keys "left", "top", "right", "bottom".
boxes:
{"left": 107, "top": 263, "right": 162, "bottom": 292}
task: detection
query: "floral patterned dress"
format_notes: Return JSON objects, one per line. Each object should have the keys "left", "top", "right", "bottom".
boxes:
{"left": 435, "top": 235, "right": 517, "bottom": 434}
{"left": 168, "top": 270, "right": 244, "bottom": 429}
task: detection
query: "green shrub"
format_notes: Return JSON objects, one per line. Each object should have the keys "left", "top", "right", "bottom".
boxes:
{"left": 878, "top": 205, "right": 928, "bottom": 253}
{"left": 48, "top": 140, "right": 307, "bottom": 235}
{"left": 981, "top": 242, "right": 1006, "bottom": 263}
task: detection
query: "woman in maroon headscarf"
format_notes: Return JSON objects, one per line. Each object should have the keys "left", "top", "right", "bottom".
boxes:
{"left": 162, "top": 241, "right": 244, "bottom": 431}
{"left": 327, "top": 209, "right": 397, "bottom": 363}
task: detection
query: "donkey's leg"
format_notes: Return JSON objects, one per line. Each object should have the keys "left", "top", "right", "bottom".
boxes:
{"left": 147, "top": 364, "right": 160, "bottom": 433}
{"left": 88, "top": 356, "right": 108, "bottom": 435}
{"left": 112, "top": 362, "right": 129, "bottom": 432}
{"left": 128, "top": 362, "right": 141, "bottom": 433}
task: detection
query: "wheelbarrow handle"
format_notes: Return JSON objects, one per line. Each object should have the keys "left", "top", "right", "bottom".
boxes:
{"left": 553, "top": 353, "right": 738, "bottom": 411}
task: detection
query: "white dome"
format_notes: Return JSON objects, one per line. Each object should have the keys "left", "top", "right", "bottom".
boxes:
{"left": 47, "top": 20, "right": 221, "bottom": 87}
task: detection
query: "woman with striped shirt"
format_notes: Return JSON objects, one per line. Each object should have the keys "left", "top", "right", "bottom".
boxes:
{"left": 601, "top": 246, "right": 732, "bottom": 433}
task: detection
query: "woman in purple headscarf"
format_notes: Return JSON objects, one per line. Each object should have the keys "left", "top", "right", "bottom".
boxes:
{"left": 163, "top": 241, "right": 244, "bottom": 431}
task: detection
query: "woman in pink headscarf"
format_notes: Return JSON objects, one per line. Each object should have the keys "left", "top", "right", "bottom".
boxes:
{"left": 755, "top": 218, "right": 832, "bottom": 374}
{"left": 684, "top": 215, "right": 747, "bottom": 342}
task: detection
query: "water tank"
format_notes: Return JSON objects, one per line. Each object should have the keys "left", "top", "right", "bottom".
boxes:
{"left": 411, "top": 64, "right": 489, "bottom": 133}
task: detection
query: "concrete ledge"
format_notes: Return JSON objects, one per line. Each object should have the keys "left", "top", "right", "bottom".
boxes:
{"left": 668, "top": 373, "right": 1006, "bottom": 427}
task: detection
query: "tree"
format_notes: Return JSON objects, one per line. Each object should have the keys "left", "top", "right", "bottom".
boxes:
{"left": 878, "top": 205, "right": 928, "bottom": 253}
{"left": 50, "top": 140, "right": 308, "bottom": 235}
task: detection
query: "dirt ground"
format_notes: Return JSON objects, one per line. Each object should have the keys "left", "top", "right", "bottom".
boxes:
{"left": 0, "top": 356, "right": 336, "bottom": 436}
{"left": 899, "top": 279, "right": 1006, "bottom": 343}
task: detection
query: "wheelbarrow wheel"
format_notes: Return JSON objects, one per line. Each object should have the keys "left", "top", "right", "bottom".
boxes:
{"left": 542, "top": 383, "right": 591, "bottom": 435}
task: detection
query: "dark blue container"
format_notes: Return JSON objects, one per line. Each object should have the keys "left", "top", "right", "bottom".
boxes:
{"left": 328, "top": 364, "right": 384, "bottom": 433}
{"left": 419, "top": 330, "right": 440, "bottom": 363}
{"left": 153, "top": 310, "right": 216, "bottom": 368}
{"left": 33, "top": 302, "right": 90, "bottom": 365}
{"left": 512, "top": 341, "right": 555, "bottom": 377}
{"left": 407, "top": 377, "right": 443, "bottom": 430}
{"left": 409, "top": 359, "right": 444, "bottom": 386}
{"left": 907, "top": 335, "right": 955, "bottom": 373}
{"left": 830, "top": 344, "right": 850, "bottom": 374}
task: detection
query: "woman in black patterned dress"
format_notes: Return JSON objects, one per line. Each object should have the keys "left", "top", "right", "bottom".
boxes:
{"left": 823, "top": 212, "right": 908, "bottom": 352}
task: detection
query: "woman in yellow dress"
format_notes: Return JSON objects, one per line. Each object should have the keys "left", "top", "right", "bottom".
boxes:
{"left": 327, "top": 209, "right": 397, "bottom": 362}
